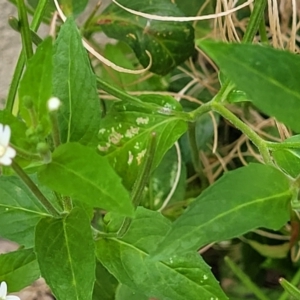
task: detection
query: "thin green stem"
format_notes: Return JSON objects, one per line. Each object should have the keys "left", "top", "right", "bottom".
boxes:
{"left": 6, "top": 0, "right": 49, "bottom": 112}
{"left": 11, "top": 161, "right": 61, "bottom": 218}
{"left": 82, "top": 1, "right": 102, "bottom": 37}
{"left": 117, "top": 132, "right": 157, "bottom": 237}
{"left": 242, "top": 0, "right": 267, "bottom": 43}
{"left": 279, "top": 268, "right": 300, "bottom": 300}
{"left": 49, "top": 111, "right": 61, "bottom": 148}
{"left": 259, "top": 16, "right": 269, "bottom": 44}
{"left": 225, "top": 256, "right": 270, "bottom": 300}
{"left": 12, "top": 145, "right": 40, "bottom": 161}
{"left": 187, "top": 122, "right": 208, "bottom": 188}
{"left": 188, "top": 101, "right": 212, "bottom": 120}
{"left": 212, "top": 103, "right": 273, "bottom": 165}
{"left": 17, "top": 0, "right": 33, "bottom": 62}
{"left": 62, "top": 196, "right": 73, "bottom": 212}
{"left": 266, "top": 141, "right": 300, "bottom": 150}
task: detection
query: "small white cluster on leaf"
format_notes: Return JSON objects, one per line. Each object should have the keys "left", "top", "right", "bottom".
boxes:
{"left": 0, "top": 124, "right": 16, "bottom": 166}
{"left": 136, "top": 117, "right": 149, "bottom": 125}
{"left": 0, "top": 282, "right": 20, "bottom": 300}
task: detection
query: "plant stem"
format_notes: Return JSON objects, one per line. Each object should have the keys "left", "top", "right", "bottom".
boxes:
{"left": 187, "top": 122, "right": 208, "bottom": 188}
{"left": 6, "top": 0, "right": 49, "bottom": 112}
{"left": 12, "top": 145, "right": 41, "bottom": 161}
{"left": 11, "top": 161, "right": 60, "bottom": 218}
{"left": 225, "top": 256, "right": 270, "bottom": 300}
{"left": 212, "top": 103, "right": 273, "bottom": 165}
{"left": 49, "top": 111, "right": 61, "bottom": 148}
{"left": 242, "top": 0, "right": 267, "bottom": 43}
{"left": 259, "top": 17, "right": 269, "bottom": 44}
{"left": 117, "top": 132, "right": 157, "bottom": 237}
{"left": 17, "top": 0, "right": 33, "bottom": 62}
{"left": 189, "top": 101, "right": 212, "bottom": 120}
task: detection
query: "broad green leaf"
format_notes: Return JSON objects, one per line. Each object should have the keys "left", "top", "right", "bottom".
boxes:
{"left": 35, "top": 207, "right": 95, "bottom": 300}
{"left": 0, "top": 248, "right": 40, "bottom": 292}
{"left": 19, "top": 37, "right": 53, "bottom": 135}
{"left": 198, "top": 41, "right": 300, "bottom": 132}
{"left": 99, "top": 0, "right": 194, "bottom": 75}
{"left": 38, "top": 142, "right": 134, "bottom": 216}
{"left": 115, "top": 284, "right": 148, "bottom": 300}
{"left": 53, "top": 18, "right": 101, "bottom": 146}
{"left": 96, "top": 207, "right": 228, "bottom": 300}
{"left": 151, "top": 164, "right": 292, "bottom": 260}
{"left": 93, "top": 261, "right": 118, "bottom": 300}
{"left": 0, "top": 176, "right": 52, "bottom": 247}
{"left": 273, "top": 135, "right": 300, "bottom": 178}
{"left": 98, "top": 94, "right": 187, "bottom": 188}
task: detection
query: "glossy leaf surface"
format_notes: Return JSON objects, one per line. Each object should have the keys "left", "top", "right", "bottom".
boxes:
{"left": 99, "top": 0, "right": 194, "bottom": 75}
{"left": 98, "top": 94, "right": 187, "bottom": 189}
{"left": 96, "top": 207, "right": 228, "bottom": 300}
{"left": 151, "top": 164, "right": 292, "bottom": 260}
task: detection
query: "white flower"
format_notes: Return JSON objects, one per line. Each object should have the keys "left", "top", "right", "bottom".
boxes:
{"left": 47, "top": 97, "right": 61, "bottom": 111}
{"left": 0, "top": 124, "right": 16, "bottom": 166}
{"left": 0, "top": 282, "right": 20, "bottom": 300}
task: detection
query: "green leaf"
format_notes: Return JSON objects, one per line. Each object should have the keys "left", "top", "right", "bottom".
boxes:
{"left": 0, "top": 248, "right": 40, "bottom": 292}
{"left": 35, "top": 207, "right": 95, "bottom": 300}
{"left": 99, "top": 0, "right": 194, "bottom": 75}
{"left": 38, "top": 142, "right": 134, "bottom": 216}
{"left": 116, "top": 284, "right": 148, "bottom": 300}
{"left": 96, "top": 207, "right": 228, "bottom": 300}
{"left": 58, "top": 0, "right": 88, "bottom": 16}
{"left": 198, "top": 41, "right": 300, "bottom": 132}
{"left": 98, "top": 94, "right": 187, "bottom": 189}
{"left": 93, "top": 261, "right": 118, "bottom": 300}
{"left": 151, "top": 164, "right": 292, "bottom": 260}
{"left": 53, "top": 18, "right": 101, "bottom": 146}
{"left": 273, "top": 135, "right": 300, "bottom": 178}
{"left": 19, "top": 37, "right": 53, "bottom": 135}
{"left": 279, "top": 278, "right": 300, "bottom": 299}
{"left": 0, "top": 176, "right": 52, "bottom": 247}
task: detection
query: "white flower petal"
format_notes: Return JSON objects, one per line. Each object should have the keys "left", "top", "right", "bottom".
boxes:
{"left": 0, "top": 154, "right": 13, "bottom": 166}
{"left": 0, "top": 281, "right": 7, "bottom": 298}
{"left": 6, "top": 295, "right": 21, "bottom": 300}
{"left": 0, "top": 125, "right": 11, "bottom": 148}
{"left": 5, "top": 147, "right": 16, "bottom": 160}
{"left": 47, "top": 97, "right": 61, "bottom": 111}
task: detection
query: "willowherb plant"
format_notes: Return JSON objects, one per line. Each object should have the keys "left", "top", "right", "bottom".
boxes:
{"left": 2, "top": 0, "right": 300, "bottom": 299}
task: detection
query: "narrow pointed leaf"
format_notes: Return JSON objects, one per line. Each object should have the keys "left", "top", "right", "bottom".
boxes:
{"left": 99, "top": 0, "right": 194, "bottom": 75}
{"left": 38, "top": 142, "right": 134, "bottom": 216}
{"left": 53, "top": 18, "right": 101, "bottom": 146}
{"left": 198, "top": 41, "right": 300, "bottom": 132}
{"left": 0, "top": 176, "right": 52, "bottom": 247}
{"left": 19, "top": 37, "right": 53, "bottom": 135}
{"left": 151, "top": 164, "right": 292, "bottom": 260}
{"left": 35, "top": 207, "right": 95, "bottom": 300}
{"left": 96, "top": 207, "right": 227, "bottom": 300}
{"left": 0, "top": 248, "right": 40, "bottom": 292}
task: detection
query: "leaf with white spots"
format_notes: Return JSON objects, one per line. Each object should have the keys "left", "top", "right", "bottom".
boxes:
{"left": 98, "top": 94, "right": 187, "bottom": 189}
{"left": 96, "top": 207, "right": 228, "bottom": 300}
{"left": 98, "top": 0, "right": 195, "bottom": 75}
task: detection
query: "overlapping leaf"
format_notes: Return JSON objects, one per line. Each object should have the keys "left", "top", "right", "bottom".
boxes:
{"left": 199, "top": 41, "right": 300, "bottom": 132}
{"left": 53, "top": 18, "right": 101, "bottom": 146}
{"left": 19, "top": 37, "right": 53, "bottom": 135}
{"left": 96, "top": 207, "right": 228, "bottom": 300}
{"left": 151, "top": 164, "right": 292, "bottom": 260}
{"left": 0, "top": 248, "right": 40, "bottom": 292}
{"left": 99, "top": 0, "right": 194, "bottom": 75}
{"left": 38, "top": 142, "right": 134, "bottom": 216}
{"left": 98, "top": 94, "right": 187, "bottom": 189}
{"left": 35, "top": 207, "right": 95, "bottom": 300}
{"left": 0, "top": 176, "right": 53, "bottom": 247}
